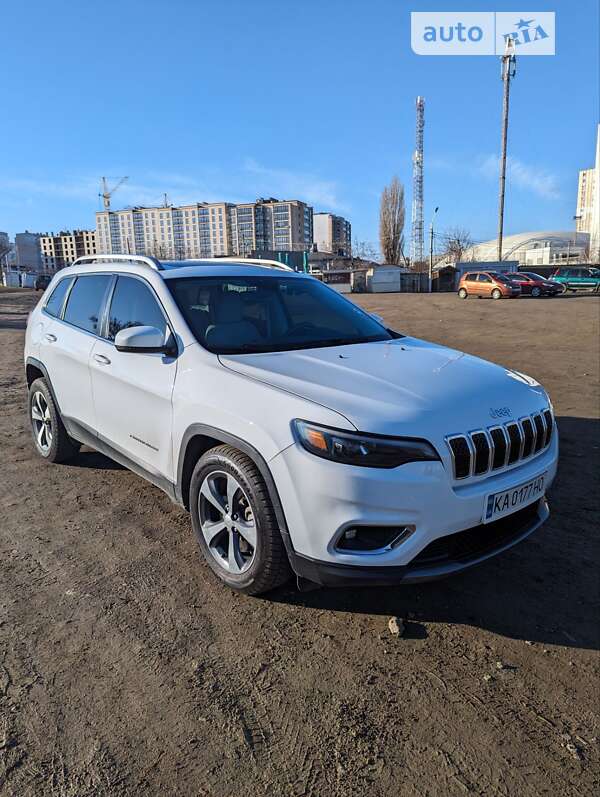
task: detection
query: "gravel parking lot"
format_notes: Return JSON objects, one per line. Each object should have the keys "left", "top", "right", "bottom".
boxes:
{"left": 1, "top": 287, "right": 599, "bottom": 796}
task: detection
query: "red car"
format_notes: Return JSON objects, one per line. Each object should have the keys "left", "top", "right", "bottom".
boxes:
{"left": 505, "top": 272, "right": 563, "bottom": 298}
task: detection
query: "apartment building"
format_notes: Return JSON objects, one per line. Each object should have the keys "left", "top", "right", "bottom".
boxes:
{"left": 313, "top": 212, "right": 352, "bottom": 256}
{"left": 96, "top": 203, "right": 231, "bottom": 259}
{"left": 40, "top": 229, "right": 97, "bottom": 271}
{"left": 576, "top": 125, "right": 600, "bottom": 261}
{"left": 229, "top": 199, "right": 313, "bottom": 255}
{"left": 576, "top": 168, "right": 596, "bottom": 234}
{"left": 14, "top": 231, "right": 43, "bottom": 270}
{"left": 96, "top": 198, "right": 313, "bottom": 259}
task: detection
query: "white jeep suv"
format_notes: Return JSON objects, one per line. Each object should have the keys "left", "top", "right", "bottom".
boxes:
{"left": 24, "top": 255, "right": 558, "bottom": 594}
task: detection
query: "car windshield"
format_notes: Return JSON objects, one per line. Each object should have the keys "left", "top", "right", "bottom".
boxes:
{"left": 522, "top": 273, "right": 545, "bottom": 280}
{"left": 166, "top": 275, "right": 395, "bottom": 354}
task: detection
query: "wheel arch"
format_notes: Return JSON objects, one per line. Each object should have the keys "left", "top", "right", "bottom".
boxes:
{"left": 176, "top": 424, "right": 291, "bottom": 542}
{"left": 25, "top": 358, "right": 62, "bottom": 413}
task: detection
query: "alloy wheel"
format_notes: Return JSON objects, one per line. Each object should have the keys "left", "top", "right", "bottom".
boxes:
{"left": 198, "top": 470, "right": 257, "bottom": 574}
{"left": 31, "top": 391, "right": 52, "bottom": 453}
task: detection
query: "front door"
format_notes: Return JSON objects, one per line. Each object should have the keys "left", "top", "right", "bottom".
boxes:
{"left": 477, "top": 273, "right": 493, "bottom": 296}
{"left": 89, "top": 275, "right": 177, "bottom": 482}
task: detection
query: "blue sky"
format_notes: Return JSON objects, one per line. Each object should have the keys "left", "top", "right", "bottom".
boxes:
{"left": 0, "top": 0, "right": 598, "bottom": 249}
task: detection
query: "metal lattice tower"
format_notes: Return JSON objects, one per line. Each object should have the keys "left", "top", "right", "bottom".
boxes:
{"left": 411, "top": 96, "right": 425, "bottom": 265}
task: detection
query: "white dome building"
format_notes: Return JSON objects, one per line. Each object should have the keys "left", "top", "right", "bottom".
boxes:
{"left": 461, "top": 231, "right": 590, "bottom": 267}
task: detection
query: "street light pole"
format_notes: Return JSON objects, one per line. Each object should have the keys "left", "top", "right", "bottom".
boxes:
{"left": 497, "top": 38, "right": 517, "bottom": 263}
{"left": 429, "top": 206, "right": 439, "bottom": 293}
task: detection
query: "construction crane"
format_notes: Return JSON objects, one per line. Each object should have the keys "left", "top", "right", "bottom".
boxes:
{"left": 411, "top": 96, "right": 425, "bottom": 267}
{"left": 100, "top": 176, "right": 128, "bottom": 211}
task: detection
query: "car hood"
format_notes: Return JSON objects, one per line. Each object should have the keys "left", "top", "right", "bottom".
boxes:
{"left": 219, "top": 337, "right": 549, "bottom": 436}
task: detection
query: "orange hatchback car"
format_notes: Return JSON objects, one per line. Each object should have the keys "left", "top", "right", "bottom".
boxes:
{"left": 458, "top": 271, "right": 521, "bottom": 300}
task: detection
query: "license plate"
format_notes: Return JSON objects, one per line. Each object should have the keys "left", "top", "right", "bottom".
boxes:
{"left": 484, "top": 473, "right": 546, "bottom": 523}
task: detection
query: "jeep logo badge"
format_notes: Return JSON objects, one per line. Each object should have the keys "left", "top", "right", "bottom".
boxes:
{"left": 490, "top": 406, "right": 512, "bottom": 419}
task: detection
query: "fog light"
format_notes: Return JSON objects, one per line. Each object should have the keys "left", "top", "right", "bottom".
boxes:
{"left": 336, "top": 525, "right": 415, "bottom": 553}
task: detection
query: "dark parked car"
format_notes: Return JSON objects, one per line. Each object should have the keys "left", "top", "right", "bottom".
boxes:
{"left": 34, "top": 274, "right": 52, "bottom": 291}
{"left": 505, "top": 272, "right": 563, "bottom": 297}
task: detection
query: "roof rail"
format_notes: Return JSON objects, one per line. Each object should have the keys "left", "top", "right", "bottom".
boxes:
{"left": 212, "top": 257, "right": 295, "bottom": 272}
{"left": 71, "top": 254, "right": 163, "bottom": 271}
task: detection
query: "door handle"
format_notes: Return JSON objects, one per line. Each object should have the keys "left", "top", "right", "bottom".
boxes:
{"left": 93, "top": 354, "right": 111, "bottom": 366}
{"left": 44, "top": 333, "right": 57, "bottom": 343}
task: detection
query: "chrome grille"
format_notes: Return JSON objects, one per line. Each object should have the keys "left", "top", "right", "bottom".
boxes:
{"left": 505, "top": 422, "right": 522, "bottom": 464}
{"left": 446, "top": 409, "right": 554, "bottom": 480}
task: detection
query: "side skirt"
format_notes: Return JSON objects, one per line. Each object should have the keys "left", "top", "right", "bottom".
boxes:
{"left": 66, "top": 418, "right": 179, "bottom": 505}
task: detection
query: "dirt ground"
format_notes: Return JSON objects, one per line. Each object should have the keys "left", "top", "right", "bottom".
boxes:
{"left": 1, "top": 286, "right": 599, "bottom": 796}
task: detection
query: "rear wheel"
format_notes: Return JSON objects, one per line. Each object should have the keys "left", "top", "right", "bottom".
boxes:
{"left": 491, "top": 288, "right": 502, "bottom": 300}
{"left": 189, "top": 445, "right": 291, "bottom": 595}
{"left": 28, "top": 378, "right": 80, "bottom": 463}
{"left": 458, "top": 288, "right": 468, "bottom": 299}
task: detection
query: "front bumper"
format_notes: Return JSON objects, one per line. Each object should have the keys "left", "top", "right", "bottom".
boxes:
{"left": 287, "top": 497, "right": 549, "bottom": 587}
{"left": 269, "top": 431, "right": 558, "bottom": 586}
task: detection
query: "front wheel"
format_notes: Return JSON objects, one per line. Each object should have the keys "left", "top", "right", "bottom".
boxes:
{"left": 531, "top": 286, "right": 541, "bottom": 298}
{"left": 458, "top": 288, "right": 468, "bottom": 299}
{"left": 28, "top": 378, "right": 80, "bottom": 463}
{"left": 189, "top": 445, "right": 291, "bottom": 595}
{"left": 491, "top": 288, "right": 502, "bottom": 300}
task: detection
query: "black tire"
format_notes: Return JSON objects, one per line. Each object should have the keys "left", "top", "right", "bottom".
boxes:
{"left": 28, "top": 378, "right": 80, "bottom": 463}
{"left": 458, "top": 288, "right": 468, "bottom": 299}
{"left": 491, "top": 288, "right": 502, "bottom": 300}
{"left": 189, "top": 444, "right": 291, "bottom": 595}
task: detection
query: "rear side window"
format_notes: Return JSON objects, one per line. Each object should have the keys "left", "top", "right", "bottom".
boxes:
{"left": 106, "top": 276, "right": 167, "bottom": 341}
{"left": 63, "top": 275, "right": 112, "bottom": 335}
{"left": 464, "top": 274, "right": 477, "bottom": 282}
{"left": 44, "top": 278, "right": 73, "bottom": 318}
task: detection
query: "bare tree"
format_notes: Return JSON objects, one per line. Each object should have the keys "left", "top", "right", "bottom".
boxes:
{"left": 379, "top": 177, "right": 406, "bottom": 265}
{"left": 352, "top": 240, "right": 379, "bottom": 262}
{"left": 442, "top": 227, "right": 473, "bottom": 263}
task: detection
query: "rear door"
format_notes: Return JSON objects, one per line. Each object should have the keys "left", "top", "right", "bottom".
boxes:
{"left": 40, "top": 274, "right": 112, "bottom": 432}
{"left": 579, "top": 268, "right": 599, "bottom": 289}
{"left": 463, "top": 273, "right": 478, "bottom": 295}
{"left": 90, "top": 274, "right": 177, "bottom": 482}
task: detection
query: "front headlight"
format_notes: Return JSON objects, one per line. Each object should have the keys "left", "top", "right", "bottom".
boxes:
{"left": 292, "top": 420, "right": 440, "bottom": 469}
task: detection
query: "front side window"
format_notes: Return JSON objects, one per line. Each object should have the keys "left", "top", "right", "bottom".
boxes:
{"left": 44, "top": 277, "right": 73, "bottom": 318}
{"left": 106, "top": 276, "right": 167, "bottom": 341}
{"left": 166, "top": 275, "right": 394, "bottom": 354}
{"left": 63, "top": 275, "right": 112, "bottom": 334}
{"left": 477, "top": 274, "right": 492, "bottom": 283}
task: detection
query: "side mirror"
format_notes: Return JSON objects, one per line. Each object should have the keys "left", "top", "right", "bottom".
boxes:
{"left": 114, "top": 325, "right": 174, "bottom": 355}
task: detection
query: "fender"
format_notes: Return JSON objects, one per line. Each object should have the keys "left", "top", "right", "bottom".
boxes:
{"left": 25, "top": 357, "right": 63, "bottom": 413}
{"left": 176, "top": 423, "right": 294, "bottom": 552}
